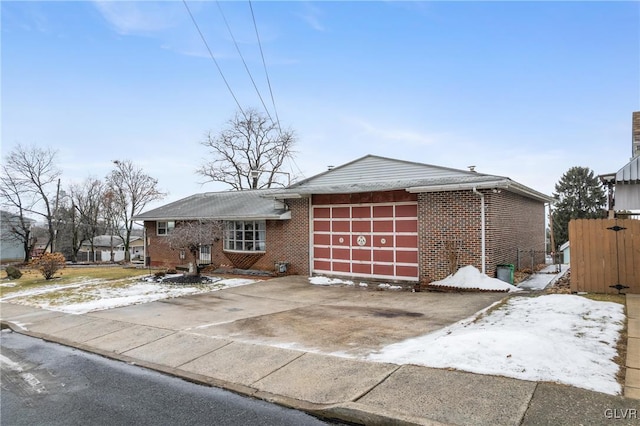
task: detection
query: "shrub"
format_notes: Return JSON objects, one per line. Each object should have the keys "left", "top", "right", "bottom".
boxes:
{"left": 32, "top": 252, "right": 66, "bottom": 280}
{"left": 5, "top": 266, "right": 22, "bottom": 279}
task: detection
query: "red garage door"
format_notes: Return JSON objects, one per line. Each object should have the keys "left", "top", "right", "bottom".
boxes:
{"left": 312, "top": 202, "right": 418, "bottom": 281}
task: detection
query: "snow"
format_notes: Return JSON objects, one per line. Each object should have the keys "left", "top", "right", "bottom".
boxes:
{"left": 368, "top": 294, "right": 625, "bottom": 395}
{"left": 377, "top": 283, "right": 402, "bottom": 290}
{"left": 1, "top": 276, "right": 258, "bottom": 315}
{"left": 309, "top": 276, "right": 354, "bottom": 286}
{"left": 429, "top": 265, "right": 522, "bottom": 292}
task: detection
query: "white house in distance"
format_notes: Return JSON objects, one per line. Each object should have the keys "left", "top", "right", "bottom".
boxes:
{"left": 78, "top": 235, "right": 144, "bottom": 263}
{"left": 0, "top": 210, "right": 34, "bottom": 263}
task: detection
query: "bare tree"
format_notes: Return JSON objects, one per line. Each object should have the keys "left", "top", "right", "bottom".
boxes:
{"left": 165, "top": 220, "right": 223, "bottom": 276}
{"left": 0, "top": 145, "right": 61, "bottom": 252}
{"left": 56, "top": 178, "right": 107, "bottom": 262}
{"left": 197, "top": 108, "right": 296, "bottom": 190}
{"left": 106, "top": 160, "right": 166, "bottom": 262}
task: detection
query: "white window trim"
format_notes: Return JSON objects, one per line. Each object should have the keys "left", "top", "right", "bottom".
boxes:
{"left": 156, "top": 221, "right": 175, "bottom": 236}
{"left": 223, "top": 220, "right": 266, "bottom": 253}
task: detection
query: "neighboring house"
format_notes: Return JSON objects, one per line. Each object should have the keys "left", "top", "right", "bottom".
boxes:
{"left": 135, "top": 155, "right": 551, "bottom": 283}
{"left": 601, "top": 111, "right": 640, "bottom": 214}
{"left": 559, "top": 241, "right": 570, "bottom": 264}
{"left": 613, "top": 155, "right": 640, "bottom": 211}
{"left": 78, "top": 235, "right": 143, "bottom": 262}
{"left": 0, "top": 210, "right": 35, "bottom": 263}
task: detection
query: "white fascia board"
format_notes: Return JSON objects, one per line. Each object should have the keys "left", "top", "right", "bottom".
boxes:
{"left": 406, "top": 179, "right": 510, "bottom": 193}
{"left": 407, "top": 179, "right": 553, "bottom": 203}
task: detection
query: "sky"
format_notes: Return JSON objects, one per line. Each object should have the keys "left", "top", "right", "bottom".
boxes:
{"left": 2, "top": 1, "right": 639, "bottom": 212}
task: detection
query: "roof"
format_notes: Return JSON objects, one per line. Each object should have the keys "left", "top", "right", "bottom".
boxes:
{"left": 269, "top": 155, "right": 552, "bottom": 203}
{"left": 616, "top": 156, "right": 640, "bottom": 184}
{"left": 83, "top": 235, "right": 125, "bottom": 247}
{"left": 133, "top": 189, "right": 291, "bottom": 221}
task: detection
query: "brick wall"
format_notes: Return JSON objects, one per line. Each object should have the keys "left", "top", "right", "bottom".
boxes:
{"left": 418, "top": 189, "right": 546, "bottom": 283}
{"left": 418, "top": 190, "right": 482, "bottom": 283}
{"left": 485, "top": 190, "right": 546, "bottom": 271}
{"left": 144, "top": 197, "right": 310, "bottom": 275}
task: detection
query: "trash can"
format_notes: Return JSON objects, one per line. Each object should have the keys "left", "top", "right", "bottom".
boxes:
{"left": 496, "top": 264, "right": 514, "bottom": 284}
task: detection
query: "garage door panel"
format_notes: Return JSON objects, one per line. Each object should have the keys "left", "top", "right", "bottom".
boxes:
{"left": 352, "top": 221, "right": 371, "bottom": 233}
{"left": 373, "top": 250, "right": 394, "bottom": 262}
{"left": 332, "top": 221, "right": 350, "bottom": 232}
{"left": 373, "top": 220, "right": 394, "bottom": 232}
{"left": 373, "top": 264, "right": 394, "bottom": 276}
{"left": 396, "top": 250, "right": 418, "bottom": 263}
{"left": 332, "top": 262, "right": 351, "bottom": 273}
{"left": 314, "top": 207, "right": 331, "bottom": 218}
{"left": 396, "top": 265, "right": 418, "bottom": 278}
{"left": 314, "top": 221, "right": 330, "bottom": 232}
{"left": 352, "top": 263, "right": 372, "bottom": 274}
{"left": 373, "top": 235, "right": 393, "bottom": 247}
{"left": 314, "top": 234, "right": 330, "bottom": 245}
{"left": 396, "top": 235, "right": 418, "bottom": 248}
{"left": 314, "top": 247, "right": 331, "bottom": 259}
{"left": 332, "top": 234, "right": 349, "bottom": 245}
{"left": 352, "top": 248, "right": 371, "bottom": 261}
{"left": 332, "top": 248, "right": 350, "bottom": 260}
{"left": 396, "top": 220, "right": 417, "bottom": 233}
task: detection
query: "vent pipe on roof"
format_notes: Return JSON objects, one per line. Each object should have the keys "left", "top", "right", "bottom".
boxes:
{"left": 468, "top": 165, "right": 476, "bottom": 172}
{"left": 327, "top": 165, "right": 335, "bottom": 171}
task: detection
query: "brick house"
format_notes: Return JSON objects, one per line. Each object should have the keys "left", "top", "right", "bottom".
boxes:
{"left": 135, "top": 155, "right": 551, "bottom": 283}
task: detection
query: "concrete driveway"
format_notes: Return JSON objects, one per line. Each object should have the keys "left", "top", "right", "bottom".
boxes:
{"left": 88, "top": 275, "right": 506, "bottom": 356}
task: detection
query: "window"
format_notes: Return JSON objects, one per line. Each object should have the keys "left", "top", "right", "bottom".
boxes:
{"left": 200, "top": 245, "right": 211, "bottom": 264}
{"left": 224, "top": 220, "right": 266, "bottom": 252}
{"left": 157, "top": 221, "right": 175, "bottom": 236}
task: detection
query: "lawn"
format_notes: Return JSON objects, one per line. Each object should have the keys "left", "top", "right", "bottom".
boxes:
{"left": 0, "top": 265, "right": 150, "bottom": 298}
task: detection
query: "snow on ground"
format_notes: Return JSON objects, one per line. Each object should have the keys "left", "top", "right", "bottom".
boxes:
{"left": 309, "top": 276, "right": 402, "bottom": 290}
{"left": 1, "top": 276, "right": 258, "bottom": 315}
{"left": 429, "top": 265, "right": 522, "bottom": 292}
{"left": 309, "top": 276, "right": 354, "bottom": 286}
{"left": 368, "top": 294, "right": 625, "bottom": 395}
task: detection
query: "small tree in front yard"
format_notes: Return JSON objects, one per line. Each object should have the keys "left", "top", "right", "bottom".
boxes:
{"left": 165, "top": 220, "right": 223, "bottom": 276}
{"left": 33, "top": 252, "right": 66, "bottom": 280}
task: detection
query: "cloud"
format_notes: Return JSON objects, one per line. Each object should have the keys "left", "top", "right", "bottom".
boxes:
{"left": 93, "top": 1, "right": 184, "bottom": 35}
{"left": 349, "top": 118, "right": 440, "bottom": 147}
{"left": 296, "top": 2, "right": 326, "bottom": 32}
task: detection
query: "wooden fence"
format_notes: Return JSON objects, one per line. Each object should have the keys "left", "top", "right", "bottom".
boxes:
{"left": 569, "top": 219, "right": 640, "bottom": 294}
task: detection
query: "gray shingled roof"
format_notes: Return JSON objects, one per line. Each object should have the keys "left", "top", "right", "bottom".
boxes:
{"left": 133, "top": 189, "right": 290, "bottom": 221}
{"left": 269, "top": 155, "right": 552, "bottom": 202}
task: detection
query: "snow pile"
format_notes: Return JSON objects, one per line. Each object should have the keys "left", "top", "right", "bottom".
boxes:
{"left": 378, "top": 283, "right": 403, "bottom": 290}
{"left": 368, "top": 294, "right": 625, "bottom": 395}
{"left": 429, "top": 265, "right": 521, "bottom": 292}
{"left": 309, "top": 276, "right": 354, "bottom": 286}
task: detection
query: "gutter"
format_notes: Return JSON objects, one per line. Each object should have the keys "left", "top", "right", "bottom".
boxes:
{"left": 472, "top": 187, "right": 486, "bottom": 274}
{"left": 406, "top": 179, "right": 554, "bottom": 203}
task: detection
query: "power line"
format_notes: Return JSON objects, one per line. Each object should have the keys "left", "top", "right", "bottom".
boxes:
{"left": 182, "top": 0, "right": 247, "bottom": 119}
{"left": 216, "top": 1, "right": 275, "bottom": 126}
{"left": 249, "top": 0, "right": 282, "bottom": 134}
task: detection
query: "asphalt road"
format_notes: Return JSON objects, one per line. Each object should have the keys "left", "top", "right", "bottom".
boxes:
{"left": 0, "top": 330, "right": 334, "bottom": 426}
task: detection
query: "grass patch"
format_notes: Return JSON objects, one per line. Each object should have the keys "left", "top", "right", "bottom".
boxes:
{"left": 0, "top": 266, "right": 149, "bottom": 298}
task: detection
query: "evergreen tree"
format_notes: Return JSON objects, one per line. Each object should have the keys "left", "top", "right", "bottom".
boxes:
{"left": 552, "top": 166, "right": 606, "bottom": 247}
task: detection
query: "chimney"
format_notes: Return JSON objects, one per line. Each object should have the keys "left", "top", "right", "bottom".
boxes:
{"left": 633, "top": 111, "right": 640, "bottom": 159}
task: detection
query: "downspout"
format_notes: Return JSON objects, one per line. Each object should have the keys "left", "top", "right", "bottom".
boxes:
{"left": 472, "top": 187, "right": 486, "bottom": 274}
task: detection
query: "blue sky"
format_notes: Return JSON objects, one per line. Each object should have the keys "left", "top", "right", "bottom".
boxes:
{"left": 2, "top": 1, "right": 639, "bottom": 210}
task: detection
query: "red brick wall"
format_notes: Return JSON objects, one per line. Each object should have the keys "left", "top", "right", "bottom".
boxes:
{"left": 485, "top": 190, "right": 546, "bottom": 271}
{"left": 144, "top": 197, "right": 310, "bottom": 275}
{"left": 418, "top": 191, "right": 482, "bottom": 283}
{"left": 418, "top": 189, "right": 546, "bottom": 282}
